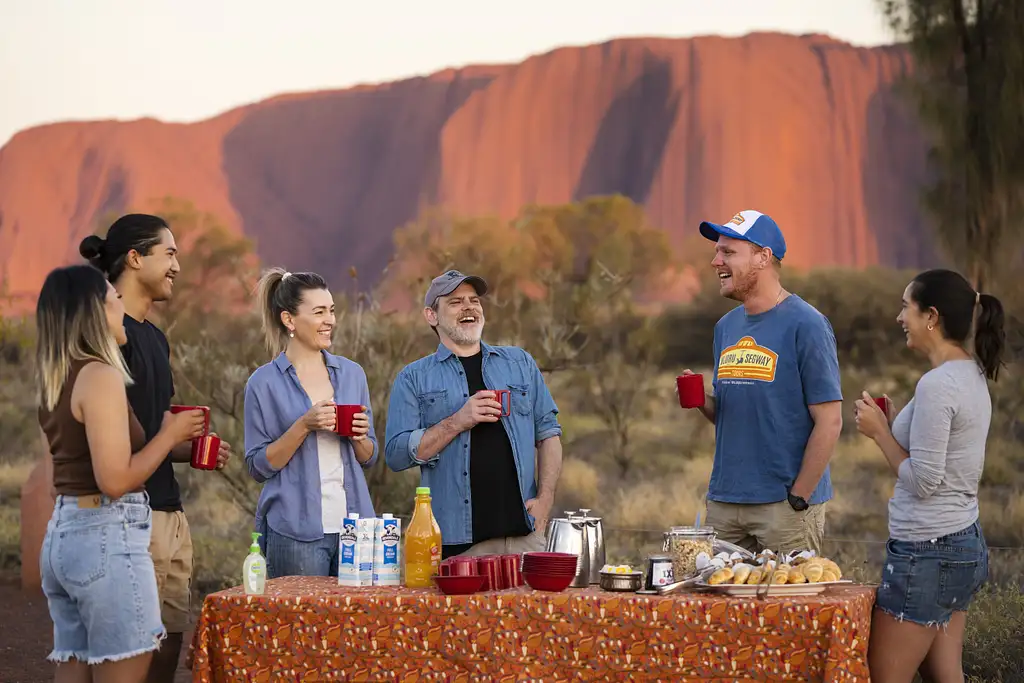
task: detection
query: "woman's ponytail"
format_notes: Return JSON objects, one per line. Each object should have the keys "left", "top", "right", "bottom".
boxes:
{"left": 975, "top": 293, "right": 1006, "bottom": 381}
{"left": 254, "top": 268, "right": 288, "bottom": 357}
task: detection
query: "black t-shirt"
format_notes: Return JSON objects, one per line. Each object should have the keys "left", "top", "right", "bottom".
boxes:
{"left": 445, "top": 352, "right": 528, "bottom": 553}
{"left": 121, "top": 314, "right": 180, "bottom": 512}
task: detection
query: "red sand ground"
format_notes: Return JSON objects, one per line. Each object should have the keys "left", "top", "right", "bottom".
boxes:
{"left": 0, "top": 575, "right": 192, "bottom": 683}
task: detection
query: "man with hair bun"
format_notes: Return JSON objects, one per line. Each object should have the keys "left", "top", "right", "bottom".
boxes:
{"left": 80, "top": 213, "right": 233, "bottom": 681}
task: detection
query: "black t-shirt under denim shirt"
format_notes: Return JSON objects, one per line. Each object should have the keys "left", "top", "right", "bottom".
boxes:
{"left": 443, "top": 352, "right": 528, "bottom": 557}
{"left": 121, "top": 314, "right": 180, "bottom": 512}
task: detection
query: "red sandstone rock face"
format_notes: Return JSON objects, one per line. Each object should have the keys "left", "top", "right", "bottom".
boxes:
{"left": 0, "top": 33, "right": 932, "bottom": 311}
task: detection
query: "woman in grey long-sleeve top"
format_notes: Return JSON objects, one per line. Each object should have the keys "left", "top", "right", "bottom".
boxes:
{"left": 853, "top": 269, "right": 1006, "bottom": 683}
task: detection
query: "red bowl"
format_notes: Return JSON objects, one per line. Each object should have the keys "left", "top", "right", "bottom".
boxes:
{"left": 523, "top": 571, "right": 574, "bottom": 592}
{"left": 433, "top": 574, "right": 486, "bottom": 595}
{"left": 522, "top": 558, "right": 577, "bottom": 566}
{"left": 521, "top": 562, "right": 577, "bottom": 571}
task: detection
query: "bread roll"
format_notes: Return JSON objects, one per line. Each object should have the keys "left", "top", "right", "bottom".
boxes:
{"left": 776, "top": 563, "right": 792, "bottom": 572}
{"left": 731, "top": 564, "right": 752, "bottom": 585}
{"left": 787, "top": 568, "right": 807, "bottom": 584}
{"left": 803, "top": 563, "right": 825, "bottom": 583}
{"left": 770, "top": 570, "right": 789, "bottom": 585}
{"left": 746, "top": 569, "right": 764, "bottom": 585}
{"left": 708, "top": 567, "right": 734, "bottom": 585}
{"left": 821, "top": 559, "right": 842, "bottom": 579}
{"left": 820, "top": 569, "right": 839, "bottom": 583}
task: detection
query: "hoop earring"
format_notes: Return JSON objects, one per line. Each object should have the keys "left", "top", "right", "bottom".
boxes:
{"left": 927, "top": 325, "right": 934, "bottom": 331}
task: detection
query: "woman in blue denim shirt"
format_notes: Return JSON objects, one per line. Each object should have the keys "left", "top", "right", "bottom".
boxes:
{"left": 244, "top": 268, "right": 378, "bottom": 578}
{"left": 35, "top": 264, "right": 206, "bottom": 682}
{"left": 854, "top": 269, "right": 1005, "bottom": 683}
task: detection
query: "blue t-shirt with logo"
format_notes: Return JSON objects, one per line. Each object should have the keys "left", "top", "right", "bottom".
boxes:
{"left": 709, "top": 295, "right": 842, "bottom": 505}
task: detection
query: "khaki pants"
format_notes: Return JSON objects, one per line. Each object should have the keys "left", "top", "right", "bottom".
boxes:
{"left": 704, "top": 499, "right": 827, "bottom": 556}
{"left": 451, "top": 529, "right": 547, "bottom": 558}
{"left": 150, "top": 510, "right": 194, "bottom": 634}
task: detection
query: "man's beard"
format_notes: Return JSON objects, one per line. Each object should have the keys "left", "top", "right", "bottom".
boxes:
{"left": 724, "top": 270, "right": 758, "bottom": 302}
{"left": 438, "top": 318, "right": 484, "bottom": 345}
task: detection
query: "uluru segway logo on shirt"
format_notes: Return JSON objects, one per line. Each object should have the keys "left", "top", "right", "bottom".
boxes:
{"left": 718, "top": 336, "right": 779, "bottom": 382}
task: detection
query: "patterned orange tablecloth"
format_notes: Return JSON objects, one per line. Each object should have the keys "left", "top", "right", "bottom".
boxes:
{"left": 191, "top": 576, "right": 876, "bottom": 682}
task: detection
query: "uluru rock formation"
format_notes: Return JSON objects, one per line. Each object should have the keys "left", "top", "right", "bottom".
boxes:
{"left": 0, "top": 33, "right": 932, "bottom": 311}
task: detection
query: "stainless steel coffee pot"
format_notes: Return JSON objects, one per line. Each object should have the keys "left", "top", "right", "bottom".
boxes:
{"left": 545, "top": 509, "right": 605, "bottom": 586}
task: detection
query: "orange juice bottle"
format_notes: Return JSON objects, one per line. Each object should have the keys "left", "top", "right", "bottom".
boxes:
{"left": 403, "top": 486, "right": 442, "bottom": 587}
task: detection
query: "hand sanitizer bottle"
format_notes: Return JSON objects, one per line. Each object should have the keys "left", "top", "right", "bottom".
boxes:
{"left": 243, "top": 531, "right": 266, "bottom": 595}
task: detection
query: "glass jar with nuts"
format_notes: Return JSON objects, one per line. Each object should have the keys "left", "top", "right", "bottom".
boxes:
{"left": 662, "top": 526, "right": 716, "bottom": 579}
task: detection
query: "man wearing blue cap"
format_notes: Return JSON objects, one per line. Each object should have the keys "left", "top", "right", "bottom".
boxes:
{"left": 679, "top": 210, "right": 843, "bottom": 555}
{"left": 385, "top": 270, "right": 563, "bottom": 559}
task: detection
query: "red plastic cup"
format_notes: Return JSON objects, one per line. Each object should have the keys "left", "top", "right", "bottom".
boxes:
{"left": 493, "top": 390, "right": 511, "bottom": 417}
{"left": 439, "top": 560, "right": 452, "bottom": 577}
{"left": 676, "top": 374, "right": 706, "bottom": 409}
{"left": 477, "top": 556, "right": 503, "bottom": 591}
{"left": 190, "top": 434, "right": 221, "bottom": 470}
{"left": 500, "top": 554, "right": 522, "bottom": 588}
{"left": 873, "top": 396, "right": 889, "bottom": 413}
{"left": 449, "top": 557, "right": 477, "bottom": 577}
{"left": 170, "top": 405, "right": 210, "bottom": 435}
{"left": 335, "top": 404, "right": 361, "bottom": 437}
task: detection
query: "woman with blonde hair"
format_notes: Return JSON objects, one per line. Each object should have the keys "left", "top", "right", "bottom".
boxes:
{"left": 855, "top": 268, "right": 1005, "bottom": 683}
{"left": 35, "top": 264, "right": 206, "bottom": 683}
{"left": 243, "top": 267, "right": 378, "bottom": 578}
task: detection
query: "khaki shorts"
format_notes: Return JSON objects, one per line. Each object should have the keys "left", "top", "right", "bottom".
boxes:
{"left": 451, "top": 529, "right": 547, "bottom": 558}
{"left": 704, "top": 499, "right": 827, "bottom": 556}
{"left": 149, "top": 510, "right": 193, "bottom": 634}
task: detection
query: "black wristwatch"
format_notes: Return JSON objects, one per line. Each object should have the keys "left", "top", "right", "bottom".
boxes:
{"left": 786, "top": 488, "right": 809, "bottom": 512}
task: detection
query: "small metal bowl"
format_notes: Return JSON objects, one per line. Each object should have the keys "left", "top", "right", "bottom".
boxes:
{"left": 599, "top": 571, "right": 643, "bottom": 592}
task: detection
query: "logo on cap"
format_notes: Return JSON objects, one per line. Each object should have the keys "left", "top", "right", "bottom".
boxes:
{"left": 727, "top": 213, "right": 746, "bottom": 227}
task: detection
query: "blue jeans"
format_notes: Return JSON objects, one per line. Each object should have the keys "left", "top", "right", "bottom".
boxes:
{"left": 876, "top": 520, "right": 989, "bottom": 627}
{"left": 40, "top": 492, "right": 166, "bottom": 664}
{"left": 266, "top": 526, "right": 340, "bottom": 579}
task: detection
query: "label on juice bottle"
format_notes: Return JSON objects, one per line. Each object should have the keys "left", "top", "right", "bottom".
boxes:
{"left": 430, "top": 543, "right": 441, "bottom": 572}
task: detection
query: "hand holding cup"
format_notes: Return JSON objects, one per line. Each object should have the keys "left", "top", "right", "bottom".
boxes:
{"left": 348, "top": 406, "right": 370, "bottom": 442}
{"left": 302, "top": 400, "right": 337, "bottom": 433}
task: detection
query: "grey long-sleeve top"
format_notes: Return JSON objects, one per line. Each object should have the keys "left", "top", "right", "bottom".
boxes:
{"left": 888, "top": 359, "right": 991, "bottom": 541}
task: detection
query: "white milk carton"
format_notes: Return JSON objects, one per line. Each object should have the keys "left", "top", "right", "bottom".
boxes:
{"left": 338, "top": 512, "right": 361, "bottom": 586}
{"left": 338, "top": 512, "right": 362, "bottom": 586}
{"left": 356, "top": 516, "right": 375, "bottom": 587}
{"left": 372, "top": 513, "right": 402, "bottom": 586}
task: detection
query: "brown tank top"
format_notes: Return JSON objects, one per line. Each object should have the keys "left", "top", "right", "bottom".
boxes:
{"left": 38, "top": 359, "right": 148, "bottom": 496}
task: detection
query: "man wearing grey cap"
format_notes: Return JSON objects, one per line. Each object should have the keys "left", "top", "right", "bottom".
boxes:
{"left": 385, "top": 270, "right": 563, "bottom": 558}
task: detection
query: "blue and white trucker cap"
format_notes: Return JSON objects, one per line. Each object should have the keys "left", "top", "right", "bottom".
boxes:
{"left": 699, "top": 210, "right": 787, "bottom": 261}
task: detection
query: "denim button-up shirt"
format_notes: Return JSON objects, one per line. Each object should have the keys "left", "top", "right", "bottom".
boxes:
{"left": 385, "top": 341, "right": 562, "bottom": 545}
{"left": 244, "top": 351, "right": 378, "bottom": 543}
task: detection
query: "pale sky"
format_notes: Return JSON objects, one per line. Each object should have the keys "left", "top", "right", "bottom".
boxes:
{"left": 0, "top": 0, "right": 895, "bottom": 147}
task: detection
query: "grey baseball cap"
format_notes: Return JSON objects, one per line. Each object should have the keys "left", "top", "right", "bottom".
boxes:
{"left": 423, "top": 269, "right": 488, "bottom": 308}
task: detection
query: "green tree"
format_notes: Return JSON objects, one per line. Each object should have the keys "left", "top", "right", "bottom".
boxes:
{"left": 879, "top": 0, "right": 1024, "bottom": 290}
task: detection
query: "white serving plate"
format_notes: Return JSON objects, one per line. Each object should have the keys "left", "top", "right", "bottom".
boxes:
{"left": 693, "top": 579, "right": 853, "bottom": 597}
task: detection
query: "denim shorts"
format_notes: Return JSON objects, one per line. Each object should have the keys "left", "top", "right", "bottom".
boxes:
{"left": 40, "top": 492, "right": 166, "bottom": 664}
{"left": 876, "top": 520, "right": 989, "bottom": 627}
